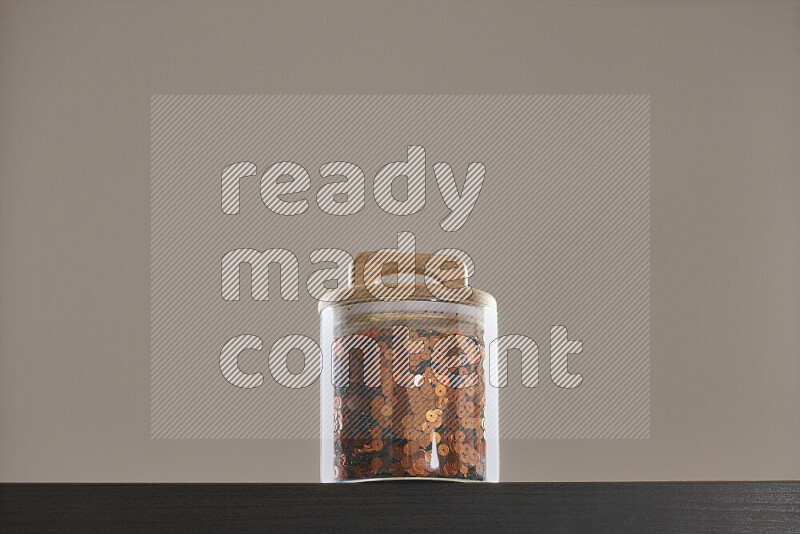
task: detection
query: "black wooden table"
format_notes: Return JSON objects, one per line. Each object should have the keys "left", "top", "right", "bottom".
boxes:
{"left": 2, "top": 482, "right": 798, "bottom": 532}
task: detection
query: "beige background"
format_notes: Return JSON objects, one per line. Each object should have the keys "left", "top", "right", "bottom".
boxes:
{"left": 1, "top": 0, "right": 798, "bottom": 481}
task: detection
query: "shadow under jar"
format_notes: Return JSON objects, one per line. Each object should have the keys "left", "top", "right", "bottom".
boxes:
{"left": 320, "top": 252, "right": 499, "bottom": 482}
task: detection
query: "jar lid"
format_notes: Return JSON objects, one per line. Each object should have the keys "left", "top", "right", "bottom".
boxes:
{"left": 317, "top": 252, "right": 497, "bottom": 313}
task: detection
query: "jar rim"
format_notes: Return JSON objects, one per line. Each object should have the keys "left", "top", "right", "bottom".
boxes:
{"left": 317, "top": 282, "right": 497, "bottom": 313}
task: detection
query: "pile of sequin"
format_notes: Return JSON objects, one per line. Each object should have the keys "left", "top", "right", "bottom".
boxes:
{"left": 332, "top": 326, "right": 487, "bottom": 481}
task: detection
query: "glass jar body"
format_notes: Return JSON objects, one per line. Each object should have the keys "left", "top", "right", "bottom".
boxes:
{"left": 320, "top": 300, "right": 499, "bottom": 482}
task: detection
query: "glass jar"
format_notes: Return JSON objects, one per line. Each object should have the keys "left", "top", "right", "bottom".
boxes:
{"left": 320, "top": 252, "right": 499, "bottom": 482}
